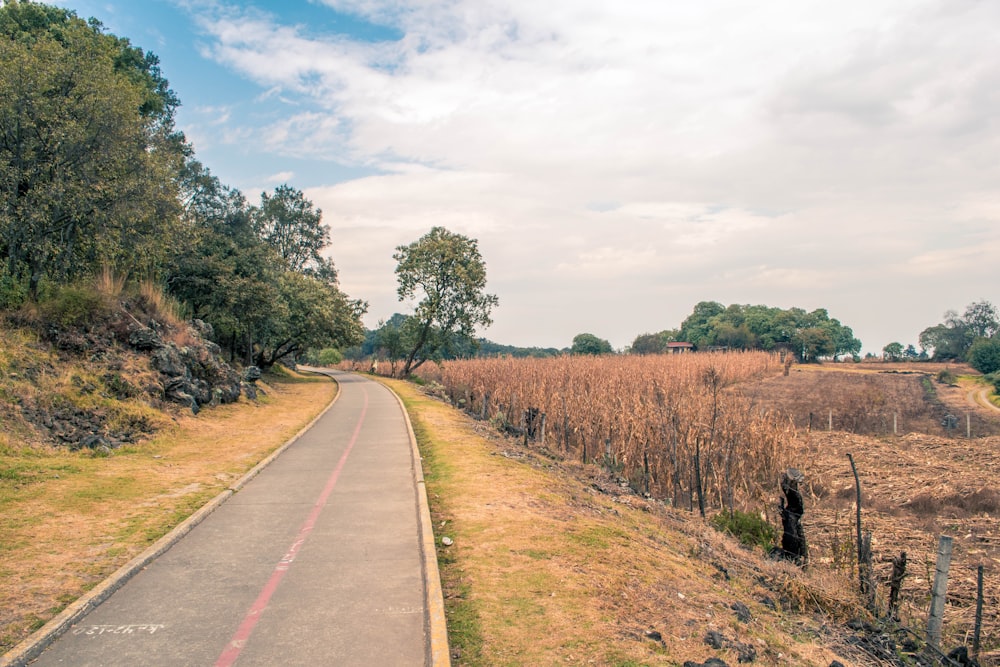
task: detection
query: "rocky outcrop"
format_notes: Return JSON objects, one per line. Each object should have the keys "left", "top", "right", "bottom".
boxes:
{"left": 138, "top": 320, "right": 243, "bottom": 414}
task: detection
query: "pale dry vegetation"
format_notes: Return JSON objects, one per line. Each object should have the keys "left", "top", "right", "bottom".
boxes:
{"left": 419, "top": 352, "right": 792, "bottom": 514}
{"left": 386, "top": 376, "right": 868, "bottom": 667}
{"left": 414, "top": 355, "right": 1000, "bottom": 663}
{"left": 750, "top": 364, "right": 1000, "bottom": 438}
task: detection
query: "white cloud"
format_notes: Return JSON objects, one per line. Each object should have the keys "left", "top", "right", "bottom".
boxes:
{"left": 266, "top": 171, "right": 296, "bottom": 183}
{"left": 183, "top": 0, "right": 999, "bottom": 351}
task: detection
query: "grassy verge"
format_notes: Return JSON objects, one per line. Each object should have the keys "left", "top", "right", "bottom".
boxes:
{"left": 382, "top": 378, "right": 856, "bottom": 667}
{"left": 0, "top": 371, "right": 336, "bottom": 653}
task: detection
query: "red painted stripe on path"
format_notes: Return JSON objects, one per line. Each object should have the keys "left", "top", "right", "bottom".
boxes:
{"left": 214, "top": 388, "right": 369, "bottom": 667}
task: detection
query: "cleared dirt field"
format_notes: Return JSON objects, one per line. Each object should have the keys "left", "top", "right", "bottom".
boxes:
{"left": 752, "top": 363, "right": 1000, "bottom": 662}
{"left": 749, "top": 362, "right": 1000, "bottom": 438}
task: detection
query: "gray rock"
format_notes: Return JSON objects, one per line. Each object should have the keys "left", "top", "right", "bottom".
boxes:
{"left": 731, "top": 602, "right": 752, "bottom": 623}
{"left": 151, "top": 346, "right": 188, "bottom": 377}
{"left": 127, "top": 324, "right": 164, "bottom": 351}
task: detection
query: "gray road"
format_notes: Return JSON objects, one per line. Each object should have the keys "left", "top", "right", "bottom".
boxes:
{"left": 29, "top": 371, "right": 444, "bottom": 666}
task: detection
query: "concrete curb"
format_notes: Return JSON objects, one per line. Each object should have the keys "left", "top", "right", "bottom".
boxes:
{"left": 382, "top": 378, "right": 452, "bottom": 667}
{"left": 0, "top": 377, "right": 341, "bottom": 667}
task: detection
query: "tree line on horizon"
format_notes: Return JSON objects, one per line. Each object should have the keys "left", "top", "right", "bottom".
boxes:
{"left": 0, "top": 0, "right": 366, "bottom": 369}
{"left": 353, "top": 300, "right": 865, "bottom": 368}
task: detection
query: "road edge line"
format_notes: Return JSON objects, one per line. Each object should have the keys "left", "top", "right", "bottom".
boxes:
{"left": 0, "top": 377, "right": 341, "bottom": 667}
{"left": 382, "top": 377, "right": 452, "bottom": 667}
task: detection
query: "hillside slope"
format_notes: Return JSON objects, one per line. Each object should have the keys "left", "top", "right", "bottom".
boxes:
{"left": 0, "top": 303, "right": 337, "bottom": 653}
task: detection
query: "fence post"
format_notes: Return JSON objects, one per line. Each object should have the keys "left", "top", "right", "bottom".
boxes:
{"left": 926, "top": 535, "right": 954, "bottom": 650}
{"left": 829, "top": 409, "right": 833, "bottom": 431}
{"left": 973, "top": 564, "right": 984, "bottom": 661}
{"left": 539, "top": 413, "right": 546, "bottom": 446}
{"left": 893, "top": 413, "right": 898, "bottom": 436}
{"left": 967, "top": 413, "right": 971, "bottom": 439}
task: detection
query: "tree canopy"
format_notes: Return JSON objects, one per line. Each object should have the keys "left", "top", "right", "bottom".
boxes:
{"left": 571, "top": 333, "right": 613, "bottom": 356}
{"left": 393, "top": 227, "right": 498, "bottom": 376}
{"left": 672, "top": 301, "right": 861, "bottom": 361}
{"left": 0, "top": 1, "right": 366, "bottom": 370}
{"left": 0, "top": 0, "right": 185, "bottom": 295}
{"left": 919, "top": 301, "right": 999, "bottom": 361}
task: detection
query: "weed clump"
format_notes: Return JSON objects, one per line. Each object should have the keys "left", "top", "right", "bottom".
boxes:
{"left": 710, "top": 509, "right": 777, "bottom": 552}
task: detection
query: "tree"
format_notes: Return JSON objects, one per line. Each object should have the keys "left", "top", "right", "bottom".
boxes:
{"left": 796, "top": 326, "right": 834, "bottom": 363}
{"left": 252, "top": 184, "right": 336, "bottom": 282}
{"left": 252, "top": 272, "right": 365, "bottom": 370}
{"left": 629, "top": 329, "right": 679, "bottom": 355}
{"left": 962, "top": 300, "right": 999, "bottom": 340}
{"left": 671, "top": 302, "right": 860, "bottom": 359}
{"left": 0, "top": 1, "right": 185, "bottom": 296}
{"left": 967, "top": 337, "right": 1000, "bottom": 375}
{"left": 166, "top": 163, "right": 278, "bottom": 362}
{"left": 630, "top": 333, "right": 666, "bottom": 355}
{"left": 919, "top": 319, "right": 966, "bottom": 361}
{"left": 393, "top": 227, "right": 498, "bottom": 376}
{"left": 882, "top": 342, "right": 904, "bottom": 362}
{"left": 919, "top": 302, "right": 997, "bottom": 360}
{"left": 679, "top": 301, "right": 725, "bottom": 347}
{"left": 571, "top": 333, "right": 613, "bottom": 355}
{"left": 373, "top": 314, "right": 410, "bottom": 377}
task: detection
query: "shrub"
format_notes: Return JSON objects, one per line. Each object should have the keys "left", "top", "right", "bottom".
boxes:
{"left": 967, "top": 337, "right": 1000, "bottom": 375}
{"left": 38, "top": 285, "right": 111, "bottom": 329}
{"left": 986, "top": 371, "right": 1000, "bottom": 395}
{"left": 936, "top": 369, "right": 957, "bottom": 386}
{"left": 710, "top": 509, "right": 777, "bottom": 551}
{"left": 317, "top": 348, "right": 342, "bottom": 366}
{"left": 0, "top": 266, "right": 29, "bottom": 310}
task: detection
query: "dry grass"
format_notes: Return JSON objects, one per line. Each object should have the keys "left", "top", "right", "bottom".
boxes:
{"left": 0, "top": 372, "right": 336, "bottom": 652}
{"left": 417, "top": 353, "right": 792, "bottom": 513}
{"left": 386, "top": 377, "right": 872, "bottom": 666}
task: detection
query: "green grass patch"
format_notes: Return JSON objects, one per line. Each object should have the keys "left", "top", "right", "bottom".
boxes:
{"left": 710, "top": 509, "right": 777, "bottom": 552}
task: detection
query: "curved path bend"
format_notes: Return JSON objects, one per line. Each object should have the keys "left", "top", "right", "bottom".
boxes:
{"left": 23, "top": 370, "right": 447, "bottom": 666}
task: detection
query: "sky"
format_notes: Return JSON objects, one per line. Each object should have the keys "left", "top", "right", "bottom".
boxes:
{"left": 51, "top": 0, "right": 1000, "bottom": 353}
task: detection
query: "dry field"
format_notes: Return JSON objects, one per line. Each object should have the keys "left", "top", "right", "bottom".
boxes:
{"left": 413, "top": 355, "right": 1000, "bottom": 663}
{"left": 750, "top": 362, "right": 1000, "bottom": 438}
{"left": 385, "top": 376, "right": 876, "bottom": 666}
{"left": 759, "top": 364, "right": 1000, "bottom": 663}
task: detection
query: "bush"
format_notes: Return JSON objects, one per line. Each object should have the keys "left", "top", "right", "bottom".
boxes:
{"left": 317, "top": 348, "right": 342, "bottom": 366}
{"left": 710, "top": 509, "right": 777, "bottom": 551}
{"left": 967, "top": 337, "right": 1000, "bottom": 375}
{"left": 0, "top": 266, "right": 29, "bottom": 310}
{"left": 38, "top": 285, "right": 111, "bottom": 329}
{"left": 936, "top": 369, "right": 957, "bottom": 386}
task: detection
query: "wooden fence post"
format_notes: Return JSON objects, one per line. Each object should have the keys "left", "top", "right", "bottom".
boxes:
{"left": 973, "top": 564, "right": 984, "bottom": 661}
{"left": 926, "top": 535, "right": 954, "bottom": 650}
{"left": 887, "top": 551, "right": 907, "bottom": 620}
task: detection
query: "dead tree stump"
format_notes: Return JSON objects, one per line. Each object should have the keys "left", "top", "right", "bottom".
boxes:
{"left": 772, "top": 468, "right": 808, "bottom": 565}
{"left": 887, "top": 551, "right": 907, "bottom": 621}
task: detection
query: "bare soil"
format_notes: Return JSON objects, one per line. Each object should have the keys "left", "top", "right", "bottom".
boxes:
{"left": 755, "top": 363, "right": 1000, "bottom": 664}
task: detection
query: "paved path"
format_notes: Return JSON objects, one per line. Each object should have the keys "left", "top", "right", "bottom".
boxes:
{"left": 25, "top": 371, "right": 447, "bottom": 666}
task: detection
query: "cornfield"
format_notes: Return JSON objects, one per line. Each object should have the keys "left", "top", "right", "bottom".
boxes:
{"left": 418, "top": 352, "right": 793, "bottom": 513}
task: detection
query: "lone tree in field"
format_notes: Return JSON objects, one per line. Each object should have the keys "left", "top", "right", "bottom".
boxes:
{"left": 571, "top": 333, "right": 613, "bottom": 355}
{"left": 394, "top": 227, "right": 498, "bottom": 377}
